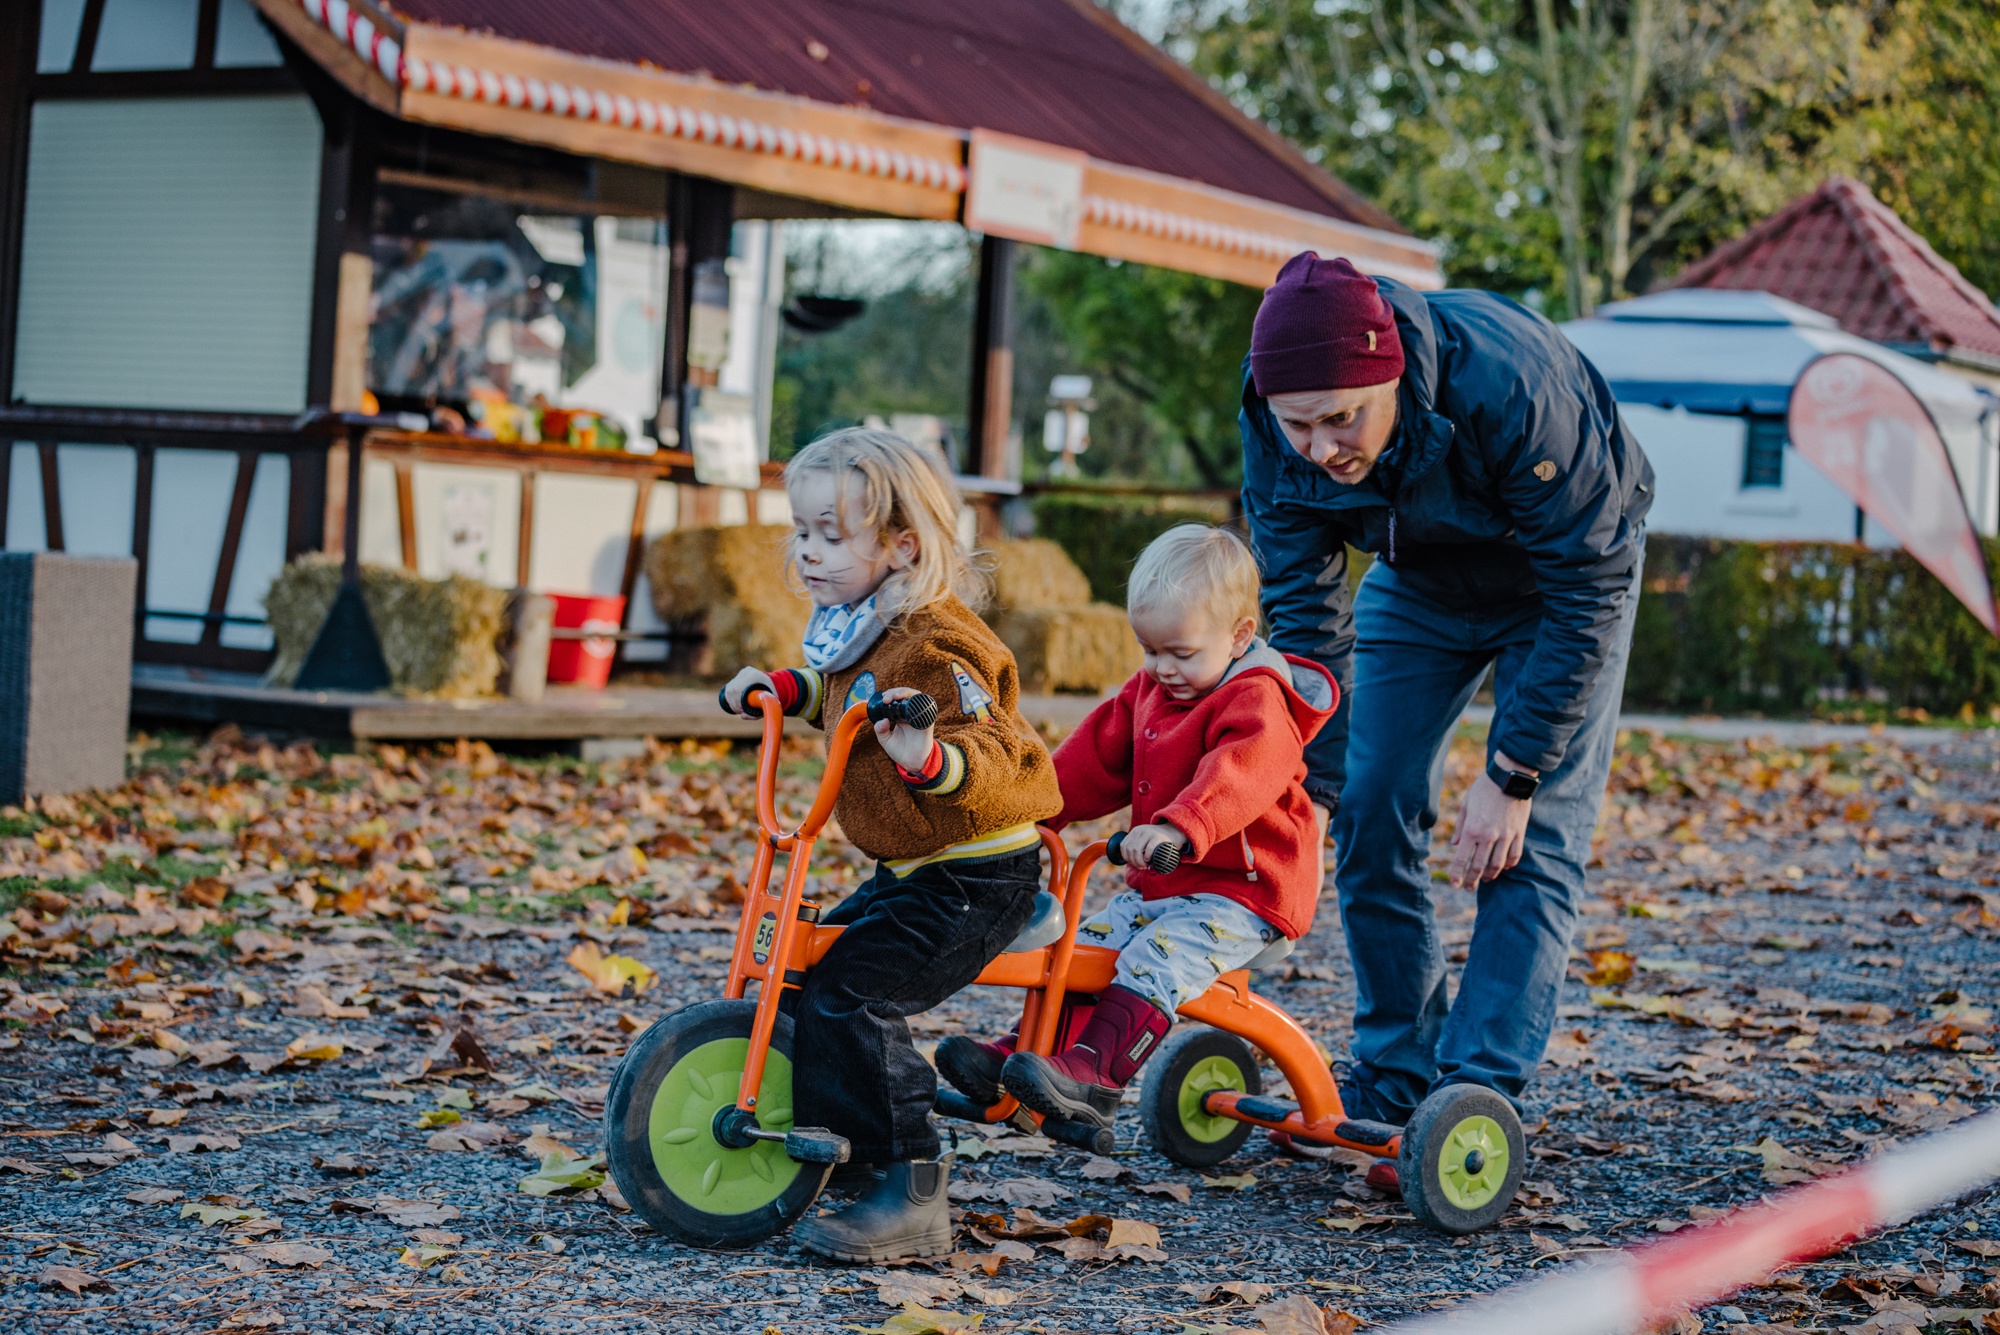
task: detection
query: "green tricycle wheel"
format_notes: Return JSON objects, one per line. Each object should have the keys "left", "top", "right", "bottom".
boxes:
{"left": 1397, "top": 1083, "right": 1525, "bottom": 1235}
{"left": 604, "top": 999, "right": 829, "bottom": 1247}
{"left": 1138, "top": 1027, "right": 1261, "bottom": 1169}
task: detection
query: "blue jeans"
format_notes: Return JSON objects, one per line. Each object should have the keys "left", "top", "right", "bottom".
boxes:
{"left": 1330, "top": 555, "right": 1641, "bottom": 1120}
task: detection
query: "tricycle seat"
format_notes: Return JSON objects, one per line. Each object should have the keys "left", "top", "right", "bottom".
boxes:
{"left": 1008, "top": 891, "right": 1068, "bottom": 952}
{"left": 1243, "top": 937, "right": 1294, "bottom": 971}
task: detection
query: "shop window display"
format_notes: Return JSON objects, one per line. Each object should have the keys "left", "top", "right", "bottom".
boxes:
{"left": 367, "top": 184, "right": 670, "bottom": 451}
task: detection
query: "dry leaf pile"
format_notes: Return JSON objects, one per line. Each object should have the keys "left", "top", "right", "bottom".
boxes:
{"left": 0, "top": 723, "right": 1997, "bottom": 1332}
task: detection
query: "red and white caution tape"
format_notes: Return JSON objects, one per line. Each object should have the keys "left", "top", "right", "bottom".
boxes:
{"left": 294, "top": 0, "right": 966, "bottom": 192}
{"left": 1387, "top": 1109, "right": 2000, "bottom": 1335}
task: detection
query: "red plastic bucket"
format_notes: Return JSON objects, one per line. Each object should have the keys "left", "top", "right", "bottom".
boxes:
{"left": 546, "top": 593, "right": 626, "bottom": 688}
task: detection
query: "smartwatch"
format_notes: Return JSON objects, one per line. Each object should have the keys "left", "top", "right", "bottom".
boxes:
{"left": 1486, "top": 758, "right": 1539, "bottom": 800}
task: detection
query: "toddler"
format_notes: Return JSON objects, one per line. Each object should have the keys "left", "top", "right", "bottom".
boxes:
{"left": 722, "top": 428, "right": 1061, "bottom": 1262}
{"left": 936, "top": 524, "right": 1337, "bottom": 1129}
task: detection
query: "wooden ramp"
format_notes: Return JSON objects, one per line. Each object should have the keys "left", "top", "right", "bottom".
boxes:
{"left": 131, "top": 664, "right": 1107, "bottom": 743}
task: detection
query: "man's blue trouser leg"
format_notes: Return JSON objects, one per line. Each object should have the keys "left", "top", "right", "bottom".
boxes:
{"left": 1331, "top": 556, "right": 1640, "bottom": 1120}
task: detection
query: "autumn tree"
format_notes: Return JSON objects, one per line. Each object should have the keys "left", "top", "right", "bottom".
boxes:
{"left": 1170, "top": 0, "right": 1897, "bottom": 315}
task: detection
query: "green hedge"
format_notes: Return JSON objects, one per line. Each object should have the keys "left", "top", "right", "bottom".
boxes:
{"left": 1027, "top": 494, "right": 1232, "bottom": 606}
{"left": 1034, "top": 497, "right": 2000, "bottom": 717}
{"left": 1626, "top": 534, "right": 2000, "bottom": 717}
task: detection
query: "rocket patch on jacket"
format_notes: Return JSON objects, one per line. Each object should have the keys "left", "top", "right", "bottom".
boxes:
{"left": 951, "top": 662, "right": 994, "bottom": 721}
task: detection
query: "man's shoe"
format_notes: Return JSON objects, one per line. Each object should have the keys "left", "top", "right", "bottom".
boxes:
{"left": 1001, "top": 986, "right": 1170, "bottom": 1131}
{"left": 1334, "top": 1063, "right": 1410, "bottom": 1128}
{"left": 793, "top": 1159, "right": 953, "bottom": 1263}
{"left": 935, "top": 1036, "right": 1011, "bottom": 1107}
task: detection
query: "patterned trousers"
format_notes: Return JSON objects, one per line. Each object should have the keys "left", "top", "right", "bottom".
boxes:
{"left": 1078, "top": 891, "right": 1282, "bottom": 1016}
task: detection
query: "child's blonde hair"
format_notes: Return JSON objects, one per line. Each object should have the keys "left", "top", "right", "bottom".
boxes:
{"left": 782, "top": 427, "right": 987, "bottom": 617}
{"left": 1126, "top": 524, "right": 1260, "bottom": 629}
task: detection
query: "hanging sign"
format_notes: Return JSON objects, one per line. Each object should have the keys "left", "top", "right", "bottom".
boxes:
{"left": 964, "top": 129, "right": 1086, "bottom": 250}
{"left": 1787, "top": 352, "right": 1999, "bottom": 634}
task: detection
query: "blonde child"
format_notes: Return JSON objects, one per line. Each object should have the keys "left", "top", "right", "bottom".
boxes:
{"left": 721, "top": 428, "right": 1061, "bottom": 1262}
{"left": 936, "top": 524, "right": 1338, "bottom": 1129}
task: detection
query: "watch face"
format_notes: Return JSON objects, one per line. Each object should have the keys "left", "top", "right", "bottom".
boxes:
{"left": 1504, "top": 773, "right": 1537, "bottom": 798}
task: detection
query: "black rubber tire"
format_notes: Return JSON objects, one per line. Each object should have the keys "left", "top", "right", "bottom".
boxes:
{"left": 603, "top": 999, "right": 830, "bottom": 1248}
{"left": 1397, "top": 1083, "right": 1525, "bottom": 1236}
{"left": 1137, "top": 1026, "right": 1261, "bottom": 1170}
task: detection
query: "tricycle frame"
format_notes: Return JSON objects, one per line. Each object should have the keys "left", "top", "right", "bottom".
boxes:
{"left": 716, "top": 690, "right": 1402, "bottom": 1163}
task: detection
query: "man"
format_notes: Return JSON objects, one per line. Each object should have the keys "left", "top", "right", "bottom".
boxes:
{"left": 1240, "top": 252, "right": 1653, "bottom": 1132}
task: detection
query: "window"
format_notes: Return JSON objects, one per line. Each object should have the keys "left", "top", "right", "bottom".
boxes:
{"left": 35, "top": 0, "right": 281, "bottom": 74}
{"left": 367, "top": 183, "right": 670, "bottom": 446}
{"left": 13, "top": 95, "right": 322, "bottom": 412}
{"left": 1742, "top": 417, "right": 1786, "bottom": 489}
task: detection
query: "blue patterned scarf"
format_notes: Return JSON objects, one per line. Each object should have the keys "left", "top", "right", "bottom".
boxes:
{"left": 800, "top": 595, "right": 888, "bottom": 672}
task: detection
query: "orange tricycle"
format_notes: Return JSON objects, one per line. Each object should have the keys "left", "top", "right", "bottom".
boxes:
{"left": 602, "top": 688, "right": 1524, "bottom": 1246}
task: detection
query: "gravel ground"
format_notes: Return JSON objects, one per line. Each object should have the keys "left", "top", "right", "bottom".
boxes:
{"left": 3, "top": 724, "right": 1998, "bottom": 1335}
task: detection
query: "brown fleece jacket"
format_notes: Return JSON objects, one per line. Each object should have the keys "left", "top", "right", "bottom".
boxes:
{"left": 778, "top": 593, "right": 1061, "bottom": 865}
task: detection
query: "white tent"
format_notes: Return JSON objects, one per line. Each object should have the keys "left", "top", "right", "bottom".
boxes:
{"left": 1561, "top": 289, "right": 2000, "bottom": 540}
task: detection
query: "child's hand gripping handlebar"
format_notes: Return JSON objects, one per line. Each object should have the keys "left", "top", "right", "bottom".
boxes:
{"left": 715, "top": 684, "right": 938, "bottom": 732}
{"left": 1105, "top": 830, "right": 1184, "bottom": 875}
{"left": 866, "top": 691, "right": 938, "bottom": 731}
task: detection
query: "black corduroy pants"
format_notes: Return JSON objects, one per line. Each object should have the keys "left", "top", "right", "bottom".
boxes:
{"left": 792, "top": 848, "right": 1041, "bottom": 1162}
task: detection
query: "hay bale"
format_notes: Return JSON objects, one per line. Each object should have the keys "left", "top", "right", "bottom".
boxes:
{"left": 644, "top": 525, "right": 808, "bottom": 676}
{"left": 986, "top": 539, "right": 1093, "bottom": 612}
{"left": 991, "top": 605, "right": 1141, "bottom": 694}
{"left": 265, "top": 556, "right": 508, "bottom": 698}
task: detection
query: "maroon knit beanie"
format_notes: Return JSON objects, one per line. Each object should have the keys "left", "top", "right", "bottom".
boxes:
{"left": 1250, "top": 253, "right": 1405, "bottom": 395}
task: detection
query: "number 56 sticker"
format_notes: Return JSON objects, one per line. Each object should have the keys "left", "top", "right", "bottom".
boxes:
{"left": 751, "top": 912, "right": 778, "bottom": 965}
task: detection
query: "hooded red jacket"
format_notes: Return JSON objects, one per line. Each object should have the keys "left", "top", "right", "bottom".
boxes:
{"left": 1048, "top": 640, "right": 1339, "bottom": 939}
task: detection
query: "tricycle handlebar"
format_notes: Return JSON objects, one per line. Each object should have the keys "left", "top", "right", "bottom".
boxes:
{"left": 1105, "top": 830, "right": 1182, "bottom": 875}
{"left": 866, "top": 691, "right": 938, "bottom": 731}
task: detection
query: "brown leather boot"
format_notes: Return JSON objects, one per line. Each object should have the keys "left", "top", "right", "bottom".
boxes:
{"left": 793, "top": 1159, "right": 953, "bottom": 1263}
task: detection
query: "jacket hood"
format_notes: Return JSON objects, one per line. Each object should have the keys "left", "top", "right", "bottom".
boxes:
{"left": 1216, "top": 637, "right": 1340, "bottom": 732}
{"left": 1376, "top": 277, "right": 1456, "bottom": 491}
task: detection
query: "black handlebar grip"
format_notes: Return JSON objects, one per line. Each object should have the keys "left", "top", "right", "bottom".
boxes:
{"left": 867, "top": 691, "right": 938, "bottom": 731}
{"left": 1105, "top": 831, "right": 1180, "bottom": 873}
{"left": 1105, "top": 831, "right": 1129, "bottom": 867}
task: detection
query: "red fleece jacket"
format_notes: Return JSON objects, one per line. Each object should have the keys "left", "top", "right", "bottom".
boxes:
{"left": 1048, "top": 640, "right": 1339, "bottom": 939}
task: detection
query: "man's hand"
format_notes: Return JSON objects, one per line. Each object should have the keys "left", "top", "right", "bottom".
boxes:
{"left": 872, "top": 686, "right": 938, "bottom": 772}
{"left": 723, "top": 667, "right": 776, "bottom": 714}
{"left": 1121, "top": 821, "right": 1187, "bottom": 869}
{"left": 1448, "top": 753, "right": 1535, "bottom": 889}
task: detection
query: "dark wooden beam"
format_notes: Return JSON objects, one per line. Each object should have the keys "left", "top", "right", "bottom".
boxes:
{"left": 305, "top": 95, "right": 379, "bottom": 409}
{"left": 31, "top": 67, "right": 297, "bottom": 98}
{"left": 36, "top": 442, "right": 62, "bottom": 551}
{"left": 659, "top": 174, "right": 734, "bottom": 444}
{"left": 194, "top": 0, "right": 220, "bottom": 72}
{"left": 0, "top": 0, "right": 39, "bottom": 407}
{"left": 200, "top": 451, "right": 260, "bottom": 649}
{"left": 967, "top": 235, "right": 1017, "bottom": 480}
{"left": 132, "top": 445, "right": 155, "bottom": 646}
{"left": 70, "top": 0, "right": 104, "bottom": 75}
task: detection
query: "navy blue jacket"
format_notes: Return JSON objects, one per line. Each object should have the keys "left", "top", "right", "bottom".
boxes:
{"left": 1241, "top": 278, "right": 1654, "bottom": 809}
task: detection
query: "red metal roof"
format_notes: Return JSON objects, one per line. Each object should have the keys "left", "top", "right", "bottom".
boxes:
{"left": 1662, "top": 176, "right": 2000, "bottom": 365}
{"left": 382, "top": 0, "right": 1404, "bottom": 234}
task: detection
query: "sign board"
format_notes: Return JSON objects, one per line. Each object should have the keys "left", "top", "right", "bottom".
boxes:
{"left": 1787, "top": 352, "right": 1999, "bottom": 634}
{"left": 965, "top": 129, "right": 1086, "bottom": 250}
